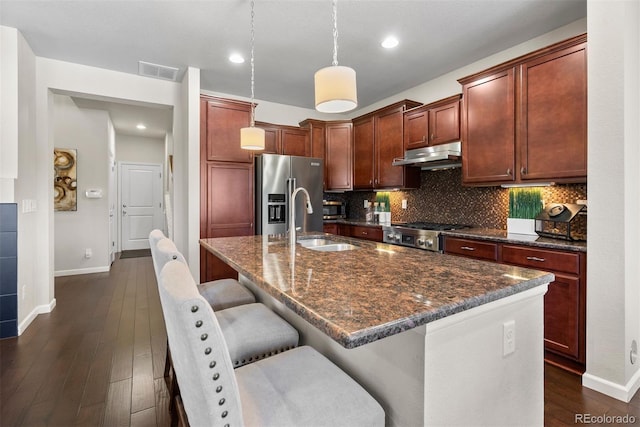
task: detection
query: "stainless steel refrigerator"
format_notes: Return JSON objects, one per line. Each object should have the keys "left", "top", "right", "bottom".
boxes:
{"left": 255, "top": 154, "right": 324, "bottom": 236}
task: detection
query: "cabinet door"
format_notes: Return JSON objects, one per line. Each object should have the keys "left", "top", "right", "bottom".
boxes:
{"left": 323, "top": 222, "right": 339, "bottom": 234}
{"left": 200, "top": 162, "right": 254, "bottom": 281}
{"left": 282, "top": 128, "right": 310, "bottom": 157}
{"left": 461, "top": 69, "right": 515, "bottom": 184}
{"left": 310, "top": 123, "right": 326, "bottom": 161}
{"left": 404, "top": 107, "right": 429, "bottom": 150}
{"left": 202, "top": 98, "right": 253, "bottom": 163}
{"left": 375, "top": 107, "right": 405, "bottom": 188}
{"left": 544, "top": 273, "right": 581, "bottom": 359}
{"left": 326, "top": 122, "right": 353, "bottom": 191}
{"left": 257, "top": 123, "right": 281, "bottom": 155}
{"left": 428, "top": 100, "right": 460, "bottom": 146}
{"left": 519, "top": 43, "right": 587, "bottom": 181}
{"left": 352, "top": 117, "right": 375, "bottom": 189}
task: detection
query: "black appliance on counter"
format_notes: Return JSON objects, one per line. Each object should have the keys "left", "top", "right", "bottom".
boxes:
{"left": 535, "top": 203, "right": 586, "bottom": 241}
{"left": 322, "top": 200, "right": 346, "bottom": 220}
{"left": 382, "top": 222, "right": 469, "bottom": 252}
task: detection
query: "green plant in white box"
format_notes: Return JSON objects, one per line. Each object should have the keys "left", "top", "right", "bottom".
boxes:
{"left": 508, "top": 188, "right": 543, "bottom": 235}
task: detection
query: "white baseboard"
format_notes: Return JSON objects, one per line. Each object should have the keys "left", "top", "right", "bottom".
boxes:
{"left": 583, "top": 368, "right": 640, "bottom": 402}
{"left": 54, "top": 266, "right": 110, "bottom": 277}
{"left": 18, "top": 298, "right": 56, "bottom": 335}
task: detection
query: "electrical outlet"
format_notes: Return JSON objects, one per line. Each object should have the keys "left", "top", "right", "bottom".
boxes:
{"left": 401, "top": 199, "right": 408, "bottom": 209}
{"left": 503, "top": 320, "right": 516, "bottom": 356}
{"left": 85, "top": 248, "right": 92, "bottom": 259}
{"left": 364, "top": 199, "right": 369, "bottom": 208}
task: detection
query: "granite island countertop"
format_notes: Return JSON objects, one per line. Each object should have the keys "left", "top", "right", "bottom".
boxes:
{"left": 200, "top": 233, "right": 554, "bottom": 349}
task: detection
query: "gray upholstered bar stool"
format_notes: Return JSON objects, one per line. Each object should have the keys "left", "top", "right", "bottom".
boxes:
{"left": 154, "top": 237, "right": 299, "bottom": 368}
{"left": 149, "top": 229, "right": 255, "bottom": 310}
{"left": 159, "top": 259, "right": 385, "bottom": 427}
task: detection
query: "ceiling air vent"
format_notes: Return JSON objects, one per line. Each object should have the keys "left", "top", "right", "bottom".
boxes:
{"left": 138, "top": 61, "right": 180, "bottom": 81}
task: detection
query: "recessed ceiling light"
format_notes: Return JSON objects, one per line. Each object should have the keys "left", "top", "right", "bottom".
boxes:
{"left": 229, "top": 53, "right": 245, "bottom": 64}
{"left": 136, "top": 123, "right": 146, "bottom": 130}
{"left": 381, "top": 36, "right": 399, "bottom": 49}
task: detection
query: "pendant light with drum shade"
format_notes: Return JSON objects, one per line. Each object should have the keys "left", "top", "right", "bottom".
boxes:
{"left": 240, "top": 0, "right": 265, "bottom": 150}
{"left": 314, "top": 0, "right": 357, "bottom": 113}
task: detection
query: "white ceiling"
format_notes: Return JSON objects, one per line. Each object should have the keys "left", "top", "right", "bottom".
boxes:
{"left": 1, "top": 0, "right": 586, "bottom": 135}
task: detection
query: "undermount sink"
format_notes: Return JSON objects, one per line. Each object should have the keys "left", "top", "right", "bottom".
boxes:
{"left": 297, "top": 238, "right": 358, "bottom": 252}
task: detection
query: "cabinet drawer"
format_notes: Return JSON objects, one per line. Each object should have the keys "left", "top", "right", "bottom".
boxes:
{"left": 444, "top": 237, "right": 498, "bottom": 261}
{"left": 502, "top": 245, "right": 579, "bottom": 275}
{"left": 350, "top": 225, "right": 382, "bottom": 242}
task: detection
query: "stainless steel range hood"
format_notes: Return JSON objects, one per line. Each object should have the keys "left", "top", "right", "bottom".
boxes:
{"left": 392, "top": 141, "right": 462, "bottom": 171}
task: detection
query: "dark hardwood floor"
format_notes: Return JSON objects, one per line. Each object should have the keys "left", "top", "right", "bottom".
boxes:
{"left": 2, "top": 254, "right": 640, "bottom": 426}
{"left": 1, "top": 255, "right": 170, "bottom": 427}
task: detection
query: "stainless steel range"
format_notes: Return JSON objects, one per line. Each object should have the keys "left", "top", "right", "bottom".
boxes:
{"left": 382, "top": 222, "right": 469, "bottom": 252}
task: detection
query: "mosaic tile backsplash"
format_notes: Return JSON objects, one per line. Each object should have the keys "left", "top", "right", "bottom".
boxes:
{"left": 325, "top": 168, "right": 587, "bottom": 231}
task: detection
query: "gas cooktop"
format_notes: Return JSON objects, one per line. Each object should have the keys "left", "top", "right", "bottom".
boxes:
{"left": 383, "top": 222, "right": 470, "bottom": 252}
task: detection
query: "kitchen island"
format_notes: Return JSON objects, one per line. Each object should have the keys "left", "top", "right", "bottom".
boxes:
{"left": 201, "top": 233, "right": 554, "bottom": 426}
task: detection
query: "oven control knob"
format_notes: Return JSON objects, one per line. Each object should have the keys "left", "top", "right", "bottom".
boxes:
{"left": 417, "top": 239, "right": 425, "bottom": 246}
{"left": 426, "top": 239, "right": 434, "bottom": 248}
{"left": 387, "top": 233, "right": 395, "bottom": 240}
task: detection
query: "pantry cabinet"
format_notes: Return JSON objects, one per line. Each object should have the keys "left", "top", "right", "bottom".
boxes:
{"left": 458, "top": 34, "right": 587, "bottom": 186}
{"left": 352, "top": 100, "right": 421, "bottom": 190}
{"left": 444, "top": 236, "right": 586, "bottom": 373}
{"left": 403, "top": 94, "right": 461, "bottom": 151}
{"left": 200, "top": 95, "right": 255, "bottom": 282}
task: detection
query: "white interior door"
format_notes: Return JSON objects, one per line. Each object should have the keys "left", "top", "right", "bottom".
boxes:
{"left": 120, "top": 162, "right": 163, "bottom": 251}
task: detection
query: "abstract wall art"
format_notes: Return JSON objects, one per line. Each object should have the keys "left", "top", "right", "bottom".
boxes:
{"left": 54, "top": 148, "right": 77, "bottom": 211}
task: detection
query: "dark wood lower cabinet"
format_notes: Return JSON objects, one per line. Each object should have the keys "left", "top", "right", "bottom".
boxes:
{"left": 444, "top": 236, "right": 586, "bottom": 373}
{"left": 200, "top": 161, "right": 254, "bottom": 282}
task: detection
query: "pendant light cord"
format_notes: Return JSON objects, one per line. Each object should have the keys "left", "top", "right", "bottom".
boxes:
{"left": 250, "top": 0, "right": 256, "bottom": 127}
{"left": 332, "top": 0, "right": 339, "bottom": 66}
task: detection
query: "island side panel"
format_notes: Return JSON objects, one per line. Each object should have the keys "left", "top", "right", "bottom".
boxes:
{"left": 424, "top": 285, "right": 547, "bottom": 426}
{"left": 240, "top": 274, "right": 427, "bottom": 427}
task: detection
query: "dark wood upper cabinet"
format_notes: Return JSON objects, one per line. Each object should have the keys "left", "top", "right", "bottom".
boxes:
{"left": 519, "top": 42, "right": 587, "bottom": 181}
{"left": 254, "top": 122, "right": 310, "bottom": 157}
{"left": 458, "top": 34, "right": 587, "bottom": 186}
{"left": 281, "top": 127, "right": 310, "bottom": 156}
{"left": 353, "top": 100, "right": 421, "bottom": 190}
{"left": 325, "top": 121, "right": 353, "bottom": 191}
{"left": 403, "top": 94, "right": 461, "bottom": 151}
{"left": 460, "top": 69, "right": 516, "bottom": 184}
{"left": 352, "top": 115, "right": 375, "bottom": 189}
{"left": 201, "top": 96, "right": 253, "bottom": 163}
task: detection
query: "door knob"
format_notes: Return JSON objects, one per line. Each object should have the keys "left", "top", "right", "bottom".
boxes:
{"left": 122, "top": 204, "right": 127, "bottom": 208}
{"left": 123, "top": 211, "right": 127, "bottom": 216}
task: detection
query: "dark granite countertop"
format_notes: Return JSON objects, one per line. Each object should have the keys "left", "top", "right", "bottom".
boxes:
{"left": 201, "top": 233, "right": 553, "bottom": 349}
{"left": 442, "top": 228, "right": 587, "bottom": 252}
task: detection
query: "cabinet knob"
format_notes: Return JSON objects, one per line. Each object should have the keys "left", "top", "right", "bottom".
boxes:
{"left": 506, "top": 168, "right": 512, "bottom": 176}
{"left": 521, "top": 166, "right": 527, "bottom": 175}
{"left": 430, "top": 133, "right": 434, "bottom": 141}
{"left": 526, "top": 256, "right": 545, "bottom": 262}
{"left": 422, "top": 136, "right": 426, "bottom": 142}
{"left": 460, "top": 246, "right": 475, "bottom": 251}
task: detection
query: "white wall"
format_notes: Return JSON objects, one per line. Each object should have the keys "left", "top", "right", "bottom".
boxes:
{"left": 115, "top": 133, "right": 165, "bottom": 165}
{"left": 53, "top": 94, "right": 111, "bottom": 276}
{"left": 583, "top": 0, "right": 640, "bottom": 402}
{"left": 351, "top": 18, "right": 588, "bottom": 118}
{"left": 30, "top": 56, "right": 184, "bottom": 328}
{"left": 201, "top": 89, "right": 345, "bottom": 127}
{"left": 0, "top": 26, "right": 48, "bottom": 334}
